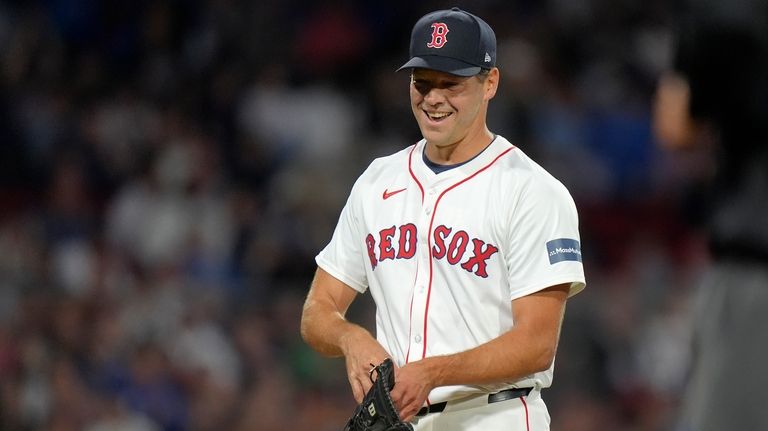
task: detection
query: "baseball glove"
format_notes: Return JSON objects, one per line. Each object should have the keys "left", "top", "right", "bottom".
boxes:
{"left": 343, "top": 358, "right": 414, "bottom": 431}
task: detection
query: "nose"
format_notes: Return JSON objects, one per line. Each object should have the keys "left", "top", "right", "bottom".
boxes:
{"left": 422, "top": 87, "right": 444, "bottom": 106}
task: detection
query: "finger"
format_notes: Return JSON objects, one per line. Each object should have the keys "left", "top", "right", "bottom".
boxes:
{"left": 393, "top": 389, "right": 413, "bottom": 417}
{"left": 358, "top": 365, "right": 377, "bottom": 394}
{"left": 389, "top": 385, "right": 404, "bottom": 410}
{"left": 360, "top": 376, "right": 373, "bottom": 396}
{"left": 350, "top": 377, "right": 364, "bottom": 403}
{"left": 400, "top": 402, "right": 418, "bottom": 423}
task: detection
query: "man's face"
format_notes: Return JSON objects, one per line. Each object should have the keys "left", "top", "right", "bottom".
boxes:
{"left": 409, "top": 68, "right": 496, "bottom": 149}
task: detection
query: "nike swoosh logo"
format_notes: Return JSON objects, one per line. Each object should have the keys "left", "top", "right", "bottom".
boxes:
{"left": 382, "top": 188, "right": 407, "bottom": 200}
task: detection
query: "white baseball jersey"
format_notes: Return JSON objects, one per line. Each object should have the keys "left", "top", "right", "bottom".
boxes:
{"left": 316, "top": 135, "right": 586, "bottom": 405}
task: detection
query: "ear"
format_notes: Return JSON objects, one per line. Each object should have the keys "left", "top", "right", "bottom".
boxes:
{"left": 483, "top": 68, "right": 500, "bottom": 101}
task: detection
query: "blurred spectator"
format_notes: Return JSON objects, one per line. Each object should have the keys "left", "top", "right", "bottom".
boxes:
{"left": 83, "top": 397, "right": 161, "bottom": 431}
{"left": 120, "top": 342, "right": 187, "bottom": 431}
{"left": 654, "top": 0, "right": 768, "bottom": 429}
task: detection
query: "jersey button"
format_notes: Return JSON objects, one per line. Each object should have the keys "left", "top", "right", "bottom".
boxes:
{"left": 414, "top": 335, "right": 422, "bottom": 343}
{"left": 425, "top": 208, "right": 432, "bottom": 215}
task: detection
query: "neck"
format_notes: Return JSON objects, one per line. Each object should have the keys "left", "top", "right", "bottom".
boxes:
{"left": 426, "top": 126, "right": 495, "bottom": 165}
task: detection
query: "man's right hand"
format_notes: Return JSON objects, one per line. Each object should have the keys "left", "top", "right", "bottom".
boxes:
{"left": 340, "top": 327, "right": 393, "bottom": 403}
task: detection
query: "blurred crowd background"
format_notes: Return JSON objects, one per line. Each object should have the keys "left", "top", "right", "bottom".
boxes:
{"left": 0, "top": 0, "right": 713, "bottom": 430}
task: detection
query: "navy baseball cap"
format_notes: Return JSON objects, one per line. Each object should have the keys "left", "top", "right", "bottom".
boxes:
{"left": 397, "top": 7, "right": 496, "bottom": 77}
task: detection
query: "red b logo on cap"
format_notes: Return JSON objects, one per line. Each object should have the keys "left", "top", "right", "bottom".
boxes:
{"left": 427, "top": 22, "right": 449, "bottom": 48}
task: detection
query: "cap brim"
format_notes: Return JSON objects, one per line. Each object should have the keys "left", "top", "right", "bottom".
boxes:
{"left": 396, "top": 56, "right": 482, "bottom": 77}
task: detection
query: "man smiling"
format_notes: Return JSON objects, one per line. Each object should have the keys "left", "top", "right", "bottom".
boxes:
{"left": 301, "top": 8, "right": 586, "bottom": 430}
{"left": 409, "top": 68, "right": 494, "bottom": 164}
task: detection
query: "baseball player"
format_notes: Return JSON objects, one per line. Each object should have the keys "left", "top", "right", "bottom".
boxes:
{"left": 301, "top": 8, "right": 586, "bottom": 430}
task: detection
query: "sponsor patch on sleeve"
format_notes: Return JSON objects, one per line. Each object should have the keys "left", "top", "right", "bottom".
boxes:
{"left": 546, "top": 238, "right": 582, "bottom": 264}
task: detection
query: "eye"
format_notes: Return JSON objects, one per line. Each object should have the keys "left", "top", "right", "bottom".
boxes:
{"left": 412, "top": 80, "right": 432, "bottom": 95}
{"left": 411, "top": 77, "right": 464, "bottom": 94}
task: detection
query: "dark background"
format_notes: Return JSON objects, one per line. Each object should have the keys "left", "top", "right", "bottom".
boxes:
{"left": 0, "top": 1, "right": 710, "bottom": 430}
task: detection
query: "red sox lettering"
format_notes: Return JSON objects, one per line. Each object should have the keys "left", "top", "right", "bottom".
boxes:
{"left": 365, "top": 223, "right": 499, "bottom": 278}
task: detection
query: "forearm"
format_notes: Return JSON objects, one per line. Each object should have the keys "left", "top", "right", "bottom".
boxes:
{"left": 423, "top": 326, "right": 556, "bottom": 387}
{"left": 301, "top": 297, "right": 372, "bottom": 357}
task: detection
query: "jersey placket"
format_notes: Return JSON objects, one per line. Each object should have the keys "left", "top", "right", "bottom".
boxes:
{"left": 407, "top": 178, "right": 441, "bottom": 363}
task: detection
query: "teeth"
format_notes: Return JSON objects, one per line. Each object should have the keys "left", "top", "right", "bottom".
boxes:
{"left": 428, "top": 112, "right": 450, "bottom": 119}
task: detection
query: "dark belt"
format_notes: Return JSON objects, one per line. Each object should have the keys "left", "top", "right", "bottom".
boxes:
{"left": 415, "top": 387, "right": 533, "bottom": 417}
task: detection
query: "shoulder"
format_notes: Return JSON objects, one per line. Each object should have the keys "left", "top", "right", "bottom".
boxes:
{"left": 493, "top": 137, "right": 578, "bottom": 213}
{"left": 350, "top": 142, "right": 420, "bottom": 195}
{"left": 498, "top": 139, "right": 574, "bottom": 198}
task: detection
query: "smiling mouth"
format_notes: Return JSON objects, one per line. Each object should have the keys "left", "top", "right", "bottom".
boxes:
{"left": 424, "top": 110, "right": 452, "bottom": 122}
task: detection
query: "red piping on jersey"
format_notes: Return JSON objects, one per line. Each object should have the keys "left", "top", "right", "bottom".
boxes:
{"left": 521, "top": 396, "right": 530, "bottom": 431}
{"left": 405, "top": 144, "right": 423, "bottom": 365}
{"left": 407, "top": 144, "right": 425, "bottom": 204}
{"left": 416, "top": 145, "right": 515, "bottom": 361}
{"left": 405, "top": 263, "right": 418, "bottom": 364}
